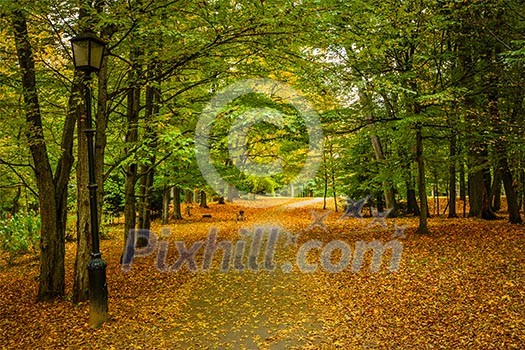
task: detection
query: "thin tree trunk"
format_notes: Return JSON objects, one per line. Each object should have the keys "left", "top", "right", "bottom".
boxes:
{"left": 416, "top": 125, "right": 429, "bottom": 234}
{"left": 94, "top": 34, "right": 110, "bottom": 230}
{"left": 328, "top": 145, "right": 338, "bottom": 212}
{"left": 194, "top": 189, "right": 200, "bottom": 205}
{"left": 323, "top": 153, "right": 328, "bottom": 210}
{"left": 185, "top": 189, "right": 193, "bottom": 204}
{"left": 491, "top": 170, "right": 502, "bottom": 212}
{"left": 162, "top": 185, "right": 169, "bottom": 225}
{"left": 123, "top": 45, "right": 141, "bottom": 249}
{"left": 137, "top": 78, "right": 159, "bottom": 232}
{"left": 434, "top": 173, "right": 439, "bottom": 217}
{"left": 448, "top": 130, "right": 457, "bottom": 218}
{"left": 359, "top": 89, "right": 396, "bottom": 214}
{"left": 200, "top": 190, "right": 208, "bottom": 208}
{"left": 137, "top": 172, "right": 148, "bottom": 229}
{"left": 173, "top": 186, "right": 182, "bottom": 220}
{"left": 376, "top": 192, "right": 384, "bottom": 212}
{"left": 459, "top": 154, "right": 466, "bottom": 201}
{"left": 500, "top": 161, "right": 522, "bottom": 223}
{"left": 406, "top": 174, "right": 420, "bottom": 216}
{"left": 519, "top": 170, "right": 525, "bottom": 212}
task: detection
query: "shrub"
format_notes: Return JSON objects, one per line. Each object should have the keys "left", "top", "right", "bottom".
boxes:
{"left": 0, "top": 213, "right": 40, "bottom": 264}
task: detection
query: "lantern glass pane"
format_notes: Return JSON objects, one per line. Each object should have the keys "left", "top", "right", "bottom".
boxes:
{"left": 72, "top": 40, "right": 89, "bottom": 68}
{"left": 90, "top": 41, "right": 104, "bottom": 70}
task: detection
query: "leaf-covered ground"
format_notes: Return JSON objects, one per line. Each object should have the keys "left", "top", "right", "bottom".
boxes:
{"left": 1, "top": 198, "right": 524, "bottom": 349}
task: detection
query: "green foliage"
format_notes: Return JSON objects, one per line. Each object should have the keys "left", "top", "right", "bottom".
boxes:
{"left": 103, "top": 173, "right": 125, "bottom": 219}
{"left": 242, "top": 175, "right": 278, "bottom": 195}
{"left": 0, "top": 212, "right": 40, "bottom": 264}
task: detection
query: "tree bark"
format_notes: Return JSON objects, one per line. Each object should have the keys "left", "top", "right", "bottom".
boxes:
{"left": 73, "top": 1, "right": 113, "bottom": 303}
{"left": 123, "top": 45, "right": 142, "bottom": 249}
{"left": 173, "top": 186, "right": 182, "bottom": 220}
{"left": 185, "top": 189, "right": 193, "bottom": 204}
{"left": 499, "top": 160, "right": 522, "bottom": 223}
{"left": 448, "top": 130, "right": 457, "bottom": 218}
{"left": 406, "top": 186, "right": 420, "bottom": 216}
{"left": 328, "top": 143, "right": 338, "bottom": 212}
{"left": 415, "top": 125, "right": 429, "bottom": 234}
{"left": 464, "top": 106, "right": 494, "bottom": 219}
{"left": 322, "top": 153, "right": 328, "bottom": 210}
{"left": 200, "top": 190, "right": 209, "bottom": 208}
{"left": 519, "top": 169, "right": 525, "bottom": 212}
{"left": 12, "top": 9, "right": 76, "bottom": 300}
{"left": 491, "top": 170, "right": 502, "bottom": 212}
{"left": 459, "top": 152, "right": 466, "bottom": 201}
{"left": 137, "top": 77, "right": 159, "bottom": 232}
{"left": 488, "top": 75, "right": 522, "bottom": 223}
{"left": 73, "top": 72, "right": 91, "bottom": 303}
{"left": 162, "top": 185, "right": 170, "bottom": 225}
{"left": 194, "top": 189, "right": 200, "bottom": 205}
{"left": 359, "top": 89, "right": 396, "bottom": 215}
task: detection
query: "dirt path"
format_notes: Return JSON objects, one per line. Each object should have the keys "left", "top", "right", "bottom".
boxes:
{"left": 280, "top": 197, "right": 325, "bottom": 209}
{"left": 167, "top": 203, "right": 336, "bottom": 349}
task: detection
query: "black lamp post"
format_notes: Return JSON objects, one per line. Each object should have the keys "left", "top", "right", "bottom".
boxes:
{"left": 71, "top": 32, "right": 108, "bottom": 327}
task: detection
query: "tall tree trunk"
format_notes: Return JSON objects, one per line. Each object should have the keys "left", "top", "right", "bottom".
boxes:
{"left": 194, "top": 189, "right": 200, "bottom": 205}
{"left": 136, "top": 167, "right": 154, "bottom": 249}
{"left": 465, "top": 106, "right": 494, "bottom": 219}
{"left": 459, "top": 153, "right": 466, "bottom": 201}
{"left": 415, "top": 125, "right": 429, "bottom": 234}
{"left": 456, "top": 26, "right": 496, "bottom": 220}
{"left": 499, "top": 159, "right": 522, "bottom": 223}
{"left": 95, "top": 40, "right": 110, "bottom": 230}
{"left": 519, "top": 169, "right": 525, "bottom": 212}
{"left": 73, "top": 73, "right": 91, "bottom": 303}
{"left": 448, "top": 129, "right": 457, "bottom": 218}
{"left": 323, "top": 153, "right": 328, "bottom": 210}
{"left": 433, "top": 172, "right": 439, "bottom": 216}
{"left": 162, "top": 185, "right": 170, "bottom": 225}
{"left": 467, "top": 164, "right": 495, "bottom": 219}
{"left": 123, "top": 45, "right": 141, "bottom": 249}
{"left": 73, "top": 1, "right": 113, "bottom": 303}
{"left": 491, "top": 170, "right": 502, "bottom": 212}
{"left": 406, "top": 167, "right": 420, "bottom": 216}
{"left": 488, "top": 73, "right": 522, "bottom": 223}
{"left": 137, "top": 76, "right": 159, "bottom": 232}
{"left": 137, "top": 171, "right": 148, "bottom": 229}
{"left": 359, "top": 89, "right": 396, "bottom": 215}
{"left": 13, "top": 9, "right": 76, "bottom": 300}
{"left": 173, "top": 186, "right": 182, "bottom": 220}
{"left": 328, "top": 144, "right": 338, "bottom": 212}
{"left": 185, "top": 189, "right": 193, "bottom": 204}
{"left": 200, "top": 190, "right": 209, "bottom": 208}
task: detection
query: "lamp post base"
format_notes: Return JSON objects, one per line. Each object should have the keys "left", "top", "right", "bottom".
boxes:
{"left": 88, "top": 254, "right": 109, "bottom": 327}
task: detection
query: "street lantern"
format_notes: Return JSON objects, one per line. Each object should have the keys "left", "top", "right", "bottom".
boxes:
{"left": 71, "top": 32, "right": 105, "bottom": 72}
{"left": 71, "top": 32, "right": 108, "bottom": 328}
